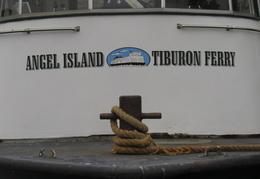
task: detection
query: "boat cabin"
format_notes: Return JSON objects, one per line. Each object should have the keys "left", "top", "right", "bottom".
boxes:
{"left": 0, "top": 0, "right": 259, "bottom": 139}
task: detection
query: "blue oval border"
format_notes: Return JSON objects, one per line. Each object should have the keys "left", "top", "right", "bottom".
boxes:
{"left": 107, "top": 47, "right": 150, "bottom": 66}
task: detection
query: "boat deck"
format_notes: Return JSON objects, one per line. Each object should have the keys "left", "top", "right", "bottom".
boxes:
{"left": 0, "top": 137, "right": 259, "bottom": 179}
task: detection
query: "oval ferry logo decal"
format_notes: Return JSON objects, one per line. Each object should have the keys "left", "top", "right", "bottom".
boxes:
{"left": 107, "top": 47, "right": 150, "bottom": 66}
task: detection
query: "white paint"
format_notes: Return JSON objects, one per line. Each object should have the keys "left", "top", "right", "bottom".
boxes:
{"left": 88, "top": 0, "right": 93, "bottom": 9}
{"left": 18, "top": 0, "right": 23, "bottom": 14}
{"left": 0, "top": 14, "right": 259, "bottom": 139}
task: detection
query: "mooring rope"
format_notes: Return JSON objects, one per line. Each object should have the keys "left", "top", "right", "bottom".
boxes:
{"left": 110, "top": 106, "right": 260, "bottom": 155}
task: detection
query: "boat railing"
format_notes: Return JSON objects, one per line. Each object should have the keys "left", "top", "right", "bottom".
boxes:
{"left": 0, "top": 26, "right": 80, "bottom": 35}
{"left": 177, "top": 23, "right": 260, "bottom": 33}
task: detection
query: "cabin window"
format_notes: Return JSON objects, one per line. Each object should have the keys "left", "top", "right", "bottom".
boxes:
{"left": 232, "top": 0, "right": 255, "bottom": 14}
{"left": 94, "top": 0, "right": 161, "bottom": 9}
{"left": 258, "top": 0, "right": 260, "bottom": 15}
{"left": 0, "top": 0, "right": 90, "bottom": 17}
{"left": 165, "top": 0, "right": 229, "bottom": 10}
{"left": 0, "top": 0, "right": 21, "bottom": 17}
{"left": 0, "top": 0, "right": 259, "bottom": 18}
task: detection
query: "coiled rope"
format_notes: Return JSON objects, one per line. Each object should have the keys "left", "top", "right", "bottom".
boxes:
{"left": 110, "top": 106, "right": 260, "bottom": 155}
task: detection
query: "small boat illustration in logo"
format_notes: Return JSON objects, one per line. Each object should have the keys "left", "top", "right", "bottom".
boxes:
{"left": 107, "top": 47, "right": 150, "bottom": 66}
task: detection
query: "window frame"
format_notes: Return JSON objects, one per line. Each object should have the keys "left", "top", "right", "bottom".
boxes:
{"left": 0, "top": 0, "right": 259, "bottom": 23}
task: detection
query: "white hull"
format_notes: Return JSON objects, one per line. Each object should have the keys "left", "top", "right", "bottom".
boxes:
{"left": 0, "top": 13, "right": 259, "bottom": 139}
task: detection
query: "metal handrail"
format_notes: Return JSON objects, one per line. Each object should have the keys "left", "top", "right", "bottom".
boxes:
{"left": 0, "top": 26, "right": 80, "bottom": 35}
{"left": 177, "top": 23, "right": 260, "bottom": 33}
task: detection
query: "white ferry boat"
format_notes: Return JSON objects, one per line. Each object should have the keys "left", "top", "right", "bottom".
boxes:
{"left": 0, "top": 1, "right": 260, "bottom": 178}
{"left": 1, "top": 0, "right": 259, "bottom": 139}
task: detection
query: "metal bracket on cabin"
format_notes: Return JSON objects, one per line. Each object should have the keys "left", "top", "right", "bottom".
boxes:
{"left": 177, "top": 23, "right": 260, "bottom": 33}
{"left": 0, "top": 26, "right": 80, "bottom": 35}
{"left": 39, "top": 148, "right": 57, "bottom": 158}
